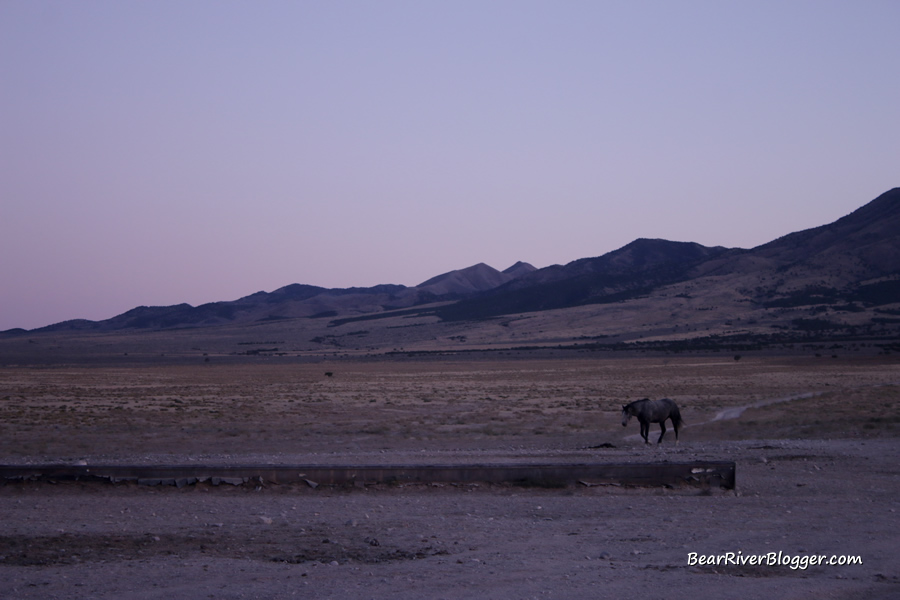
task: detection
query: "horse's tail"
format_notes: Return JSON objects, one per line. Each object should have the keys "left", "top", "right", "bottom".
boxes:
{"left": 672, "top": 405, "right": 685, "bottom": 429}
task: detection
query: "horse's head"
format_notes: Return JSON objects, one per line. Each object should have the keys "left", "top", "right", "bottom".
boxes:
{"left": 621, "top": 405, "right": 631, "bottom": 427}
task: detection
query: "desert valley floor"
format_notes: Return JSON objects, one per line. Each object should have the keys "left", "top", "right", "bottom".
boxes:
{"left": 1, "top": 354, "right": 898, "bottom": 599}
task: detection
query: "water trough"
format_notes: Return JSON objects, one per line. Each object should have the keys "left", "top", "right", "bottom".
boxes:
{"left": 1, "top": 461, "right": 735, "bottom": 489}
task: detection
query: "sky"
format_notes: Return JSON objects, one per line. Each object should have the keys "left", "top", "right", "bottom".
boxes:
{"left": 1, "top": 1, "right": 898, "bottom": 331}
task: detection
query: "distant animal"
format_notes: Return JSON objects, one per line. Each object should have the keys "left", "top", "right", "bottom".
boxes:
{"left": 621, "top": 398, "right": 683, "bottom": 444}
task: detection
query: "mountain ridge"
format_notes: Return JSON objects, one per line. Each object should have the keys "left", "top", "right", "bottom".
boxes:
{"left": 19, "top": 262, "right": 538, "bottom": 333}
{"left": 6, "top": 188, "right": 898, "bottom": 342}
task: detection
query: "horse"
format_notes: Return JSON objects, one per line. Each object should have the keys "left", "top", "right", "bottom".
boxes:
{"left": 621, "top": 398, "right": 683, "bottom": 444}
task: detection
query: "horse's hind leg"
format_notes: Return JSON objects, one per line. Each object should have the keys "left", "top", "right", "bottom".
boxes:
{"left": 657, "top": 422, "right": 667, "bottom": 444}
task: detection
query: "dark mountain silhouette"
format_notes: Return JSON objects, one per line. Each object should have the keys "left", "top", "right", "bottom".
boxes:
{"left": 416, "top": 262, "right": 536, "bottom": 296}
{"left": 683, "top": 187, "right": 900, "bottom": 310}
{"left": 26, "top": 263, "right": 537, "bottom": 333}
{"left": 8, "top": 188, "right": 898, "bottom": 339}
{"left": 439, "top": 188, "right": 900, "bottom": 322}
{"left": 436, "top": 239, "right": 732, "bottom": 321}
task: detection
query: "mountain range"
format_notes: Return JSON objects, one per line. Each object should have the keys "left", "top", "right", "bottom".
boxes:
{"left": 4, "top": 188, "right": 899, "bottom": 355}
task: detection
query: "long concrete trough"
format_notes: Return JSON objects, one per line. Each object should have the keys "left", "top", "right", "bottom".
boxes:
{"left": 0, "top": 461, "right": 735, "bottom": 489}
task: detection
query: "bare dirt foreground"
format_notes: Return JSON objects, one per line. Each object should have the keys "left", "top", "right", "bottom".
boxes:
{"left": 1, "top": 355, "right": 899, "bottom": 599}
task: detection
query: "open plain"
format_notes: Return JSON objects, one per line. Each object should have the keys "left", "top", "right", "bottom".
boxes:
{"left": 1, "top": 354, "right": 899, "bottom": 599}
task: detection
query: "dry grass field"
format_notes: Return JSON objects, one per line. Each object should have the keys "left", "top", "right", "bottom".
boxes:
{"left": 1, "top": 354, "right": 899, "bottom": 598}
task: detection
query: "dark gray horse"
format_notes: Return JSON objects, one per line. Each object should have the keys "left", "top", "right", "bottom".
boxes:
{"left": 621, "top": 398, "right": 683, "bottom": 444}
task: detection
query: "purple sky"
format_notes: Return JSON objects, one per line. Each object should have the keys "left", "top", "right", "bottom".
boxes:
{"left": 2, "top": 1, "right": 898, "bottom": 331}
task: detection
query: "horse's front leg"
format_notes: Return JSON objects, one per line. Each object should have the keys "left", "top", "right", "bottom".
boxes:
{"left": 657, "top": 421, "right": 667, "bottom": 444}
{"left": 640, "top": 422, "right": 649, "bottom": 444}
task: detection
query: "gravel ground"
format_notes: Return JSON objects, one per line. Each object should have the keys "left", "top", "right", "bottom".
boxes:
{"left": 1, "top": 357, "right": 898, "bottom": 599}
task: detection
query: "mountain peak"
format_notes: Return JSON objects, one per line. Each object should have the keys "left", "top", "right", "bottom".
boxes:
{"left": 502, "top": 261, "right": 537, "bottom": 277}
{"left": 416, "top": 263, "right": 509, "bottom": 295}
